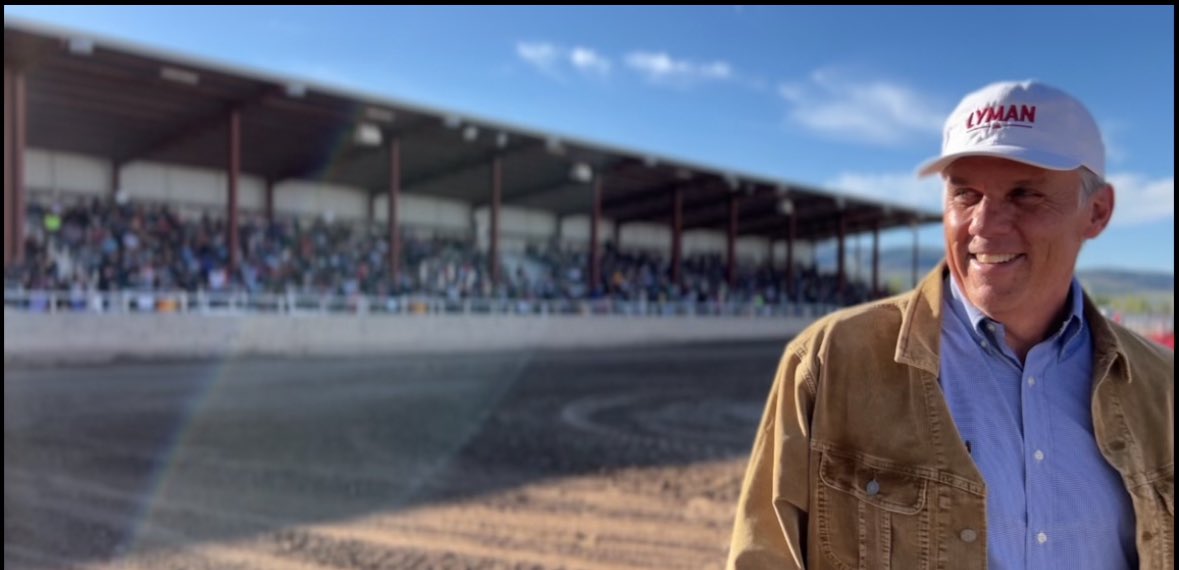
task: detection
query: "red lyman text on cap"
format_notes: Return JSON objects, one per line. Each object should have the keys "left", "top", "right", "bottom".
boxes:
{"left": 965, "top": 105, "right": 1036, "bottom": 132}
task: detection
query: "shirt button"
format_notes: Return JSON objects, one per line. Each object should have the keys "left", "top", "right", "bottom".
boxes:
{"left": 1027, "top": 376, "right": 1036, "bottom": 386}
{"left": 987, "top": 323, "right": 996, "bottom": 333}
{"left": 1037, "top": 532, "right": 1049, "bottom": 544}
{"left": 1034, "top": 450, "right": 1045, "bottom": 461}
{"left": 960, "top": 529, "right": 978, "bottom": 543}
{"left": 866, "top": 479, "right": 880, "bottom": 496}
{"left": 980, "top": 340, "right": 989, "bottom": 348}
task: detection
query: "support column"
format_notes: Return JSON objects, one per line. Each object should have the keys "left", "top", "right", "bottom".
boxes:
{"left": 786, "top": 212, "right": 796, "bottom": 300}
{"left": 911, "top": 219, "right": 919, "bottom": 288}
{"left": 227, "top": 108, "right": 241, "bottom": 273}
{"left": 872, "top": 222, "right": 880, "bottom": 296}
{"left": 554, "top": 214, "right": 565, "bottom": 250}
{"left": 727, "top": 195, "right": 739, "bottom": 287}
{"left": 671, "top": 187, "right": 683, "bottom": 286}
{"left": 837, "top": 211, "right": 846, "bottom": 302}
{"left": 265, "top": 179, "right": 275, "bottom": 225}
{"left": 4, "top": 67, "right": 12, "bottom": 268}
{"left": 9, "top": 68, "right": 26, "bottom": 266}
{"left": 111, "top": 161, "right": 122, "bottom": 200}
{"left": 490, "top": 156, "right": 502, "bottom": 287}
{"left": 589, "top": 176, "right": 602, "bottom": 294}
{"left": 388, "top": 137, "right": 402, "bottom": 288}
{"left": 854, "top": 230, "right": 861, "bottom": 289}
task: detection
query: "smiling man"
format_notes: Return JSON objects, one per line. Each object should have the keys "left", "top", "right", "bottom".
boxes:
{"left": 727, "top": 81, "right": 1174, "bottom": 570}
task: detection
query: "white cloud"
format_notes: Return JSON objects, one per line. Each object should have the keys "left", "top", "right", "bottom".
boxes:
{"left": 699, "top": 61, "right": 734, "bottom": 80}
{"left": 1108, "top": 173, "right": 1174, "bottom": 227}
{"left": 826, "top": 171, "right": 945, "bottom": 214}
{"left": 516, "top": 41, "right": 612, "bottom": 80}
{"left": 778, "top": 69, "right": 946, "bottom": 147}
{"left": 777, "top": 82, "right": 805, "bottom": 103}
{"left": 624, "top": 51, "right": 736, "bottom": 87}
{"left": 516, "top": 41, "right": 562, "bottom": 75}
{"left": 570, "top": 46, "right": 611, "bottom": 76}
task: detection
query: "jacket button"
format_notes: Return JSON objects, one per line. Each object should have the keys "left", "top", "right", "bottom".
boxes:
{"left": 866, "top": 479, "right": 880, "bottom": 496}
{"left": 960, "top": 529, "right": 978, "bottom": 543}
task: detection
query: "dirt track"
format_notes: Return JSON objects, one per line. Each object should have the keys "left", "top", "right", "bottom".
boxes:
{"left": 4, "top": 341, "right": 786, "bottom": 569}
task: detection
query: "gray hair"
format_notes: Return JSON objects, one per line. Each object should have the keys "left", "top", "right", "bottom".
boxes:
{"left": 1079, "top": 167, "right": 1106, "bottom": 202}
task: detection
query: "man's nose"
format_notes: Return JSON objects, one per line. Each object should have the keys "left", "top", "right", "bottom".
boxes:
{"left": 969, "top": 197, "right": 1015, "bottom": 237}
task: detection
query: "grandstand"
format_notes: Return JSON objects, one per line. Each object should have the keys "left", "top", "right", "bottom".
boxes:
{"left": 4, "top": 18, "right": 940, "bottom": 316}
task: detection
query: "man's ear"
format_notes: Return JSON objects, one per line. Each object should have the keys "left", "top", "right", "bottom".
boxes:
{"left": 1083, "top": 183, "right": 1115, "bottom": 239}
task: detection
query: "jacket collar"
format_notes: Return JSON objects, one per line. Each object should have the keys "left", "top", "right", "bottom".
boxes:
{"left": 894, "top": 262, "right": 947, "bottom": 375}
{"left": 892, "top": 260, "right": 1128, "bottom": 381}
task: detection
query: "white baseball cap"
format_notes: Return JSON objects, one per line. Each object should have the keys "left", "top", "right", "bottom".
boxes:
{"left": 916, "top": 80, "right": 1105, "bottom": 179}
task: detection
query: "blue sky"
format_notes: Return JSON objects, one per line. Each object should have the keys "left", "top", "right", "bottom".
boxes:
{"left": 5, "top": 6, "right": 1174, "bottom": 273}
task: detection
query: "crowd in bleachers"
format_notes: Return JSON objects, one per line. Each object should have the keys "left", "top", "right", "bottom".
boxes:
{"left": 5, "top": 197, "right": 886, "bottom": 307}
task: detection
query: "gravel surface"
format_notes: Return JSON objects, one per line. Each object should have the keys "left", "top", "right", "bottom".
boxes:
{"left": 4, "top": 341, "right": 785, "bottom": 570}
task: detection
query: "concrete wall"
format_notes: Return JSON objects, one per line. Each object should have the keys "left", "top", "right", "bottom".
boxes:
{"left": 771, "top": 241, "right": 817, "bottom": 268}
{"left": 559, "top": 215, "right": 615, "bottom": 250}
{"left": 4, "top": 311, "right": 805, "bottom": 366}
{"left": 618, "top": 222, "right": 670, "bottom": 253}
{"left": 26, "top": 149, "right": 110, "bottom": 197}
{"left": 374, "top": 193, "right": 471, "bottom": 236}
{"left": 473, "top": 206, "right": 557, "bottom": 253}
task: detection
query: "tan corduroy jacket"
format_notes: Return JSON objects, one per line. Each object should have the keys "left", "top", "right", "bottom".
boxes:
{"left": 727, "top": 264, "right": 1174, "bottom": 570}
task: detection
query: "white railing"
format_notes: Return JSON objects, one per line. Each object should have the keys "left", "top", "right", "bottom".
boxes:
{"left": 3, "top": 288, "right": 839, "bottom": 319}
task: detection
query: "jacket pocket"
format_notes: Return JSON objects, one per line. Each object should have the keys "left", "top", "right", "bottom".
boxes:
{"left": 815, "top": 451, "right": 931, "bottom": 570}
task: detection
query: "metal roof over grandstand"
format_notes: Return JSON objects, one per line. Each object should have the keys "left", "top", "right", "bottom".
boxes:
{"left": 4, "top": 18, "right": 939, "bottom": 240}
{"left": 5, "top": 17, "right": 942, "bottom": 295}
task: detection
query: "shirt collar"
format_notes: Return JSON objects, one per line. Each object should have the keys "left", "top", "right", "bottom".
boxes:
{"left": 947, "top": 274, "right": 1087, "bottom": 357}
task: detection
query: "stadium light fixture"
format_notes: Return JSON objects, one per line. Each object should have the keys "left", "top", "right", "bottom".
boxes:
{"left": 643, "top": 155, "right": 659, "bottom": 168}
{"left": 285, "top": 83, "right": 307, "bottom": 98}
{"left": 570, "top": 163, "right": 593, "bottom": 183}
{"left": 675, "top": 168, "right": 693, "bottom": 180}
{"left": 443, "top": 115, "right": 463, "bottom": 129}
{"left": 160, "top": 66, "right": 199, "bottom": 86}
{"left": 365, "top": 106, "right": 394, "bottom": 123}
{"left": 725, "top": 174, "right": 740, "bottom": 191}
{"left": 463, "top": 125, "right": 479, "bottom": 142}
{"left": 67, "top": 37, "right": 94, "bottom": 56}
{"left": 778, "top": 199, "right": 794, "bottom": 216}
{"left": 354, "top": 122, "right": 383, "bottom": 147}
{"left": 545, "top": 137, "right": 565, "bottom": 156}
{"left": 496, "top": 132, "right": 509, "bottom": 149}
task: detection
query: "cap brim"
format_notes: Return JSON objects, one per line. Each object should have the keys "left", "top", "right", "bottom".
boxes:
{"left": 915, "top": 146, "right": 1087, "bottom": 178}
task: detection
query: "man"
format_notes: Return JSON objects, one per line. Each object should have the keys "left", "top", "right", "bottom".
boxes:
{"left": 726, "top": 80, "right": 1173, "bottom": 570}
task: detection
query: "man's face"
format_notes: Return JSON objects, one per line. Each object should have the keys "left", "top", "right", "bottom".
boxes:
{"left": 942, "top": 156, "right": 1113, "bottom": 323}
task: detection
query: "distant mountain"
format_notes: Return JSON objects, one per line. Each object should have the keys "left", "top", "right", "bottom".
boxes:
{"left": 1077, "top": 269, "right": 1174, "bottom": 298}
{"left": 867, "top": 248, "right": 1172, "bottom": 300}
